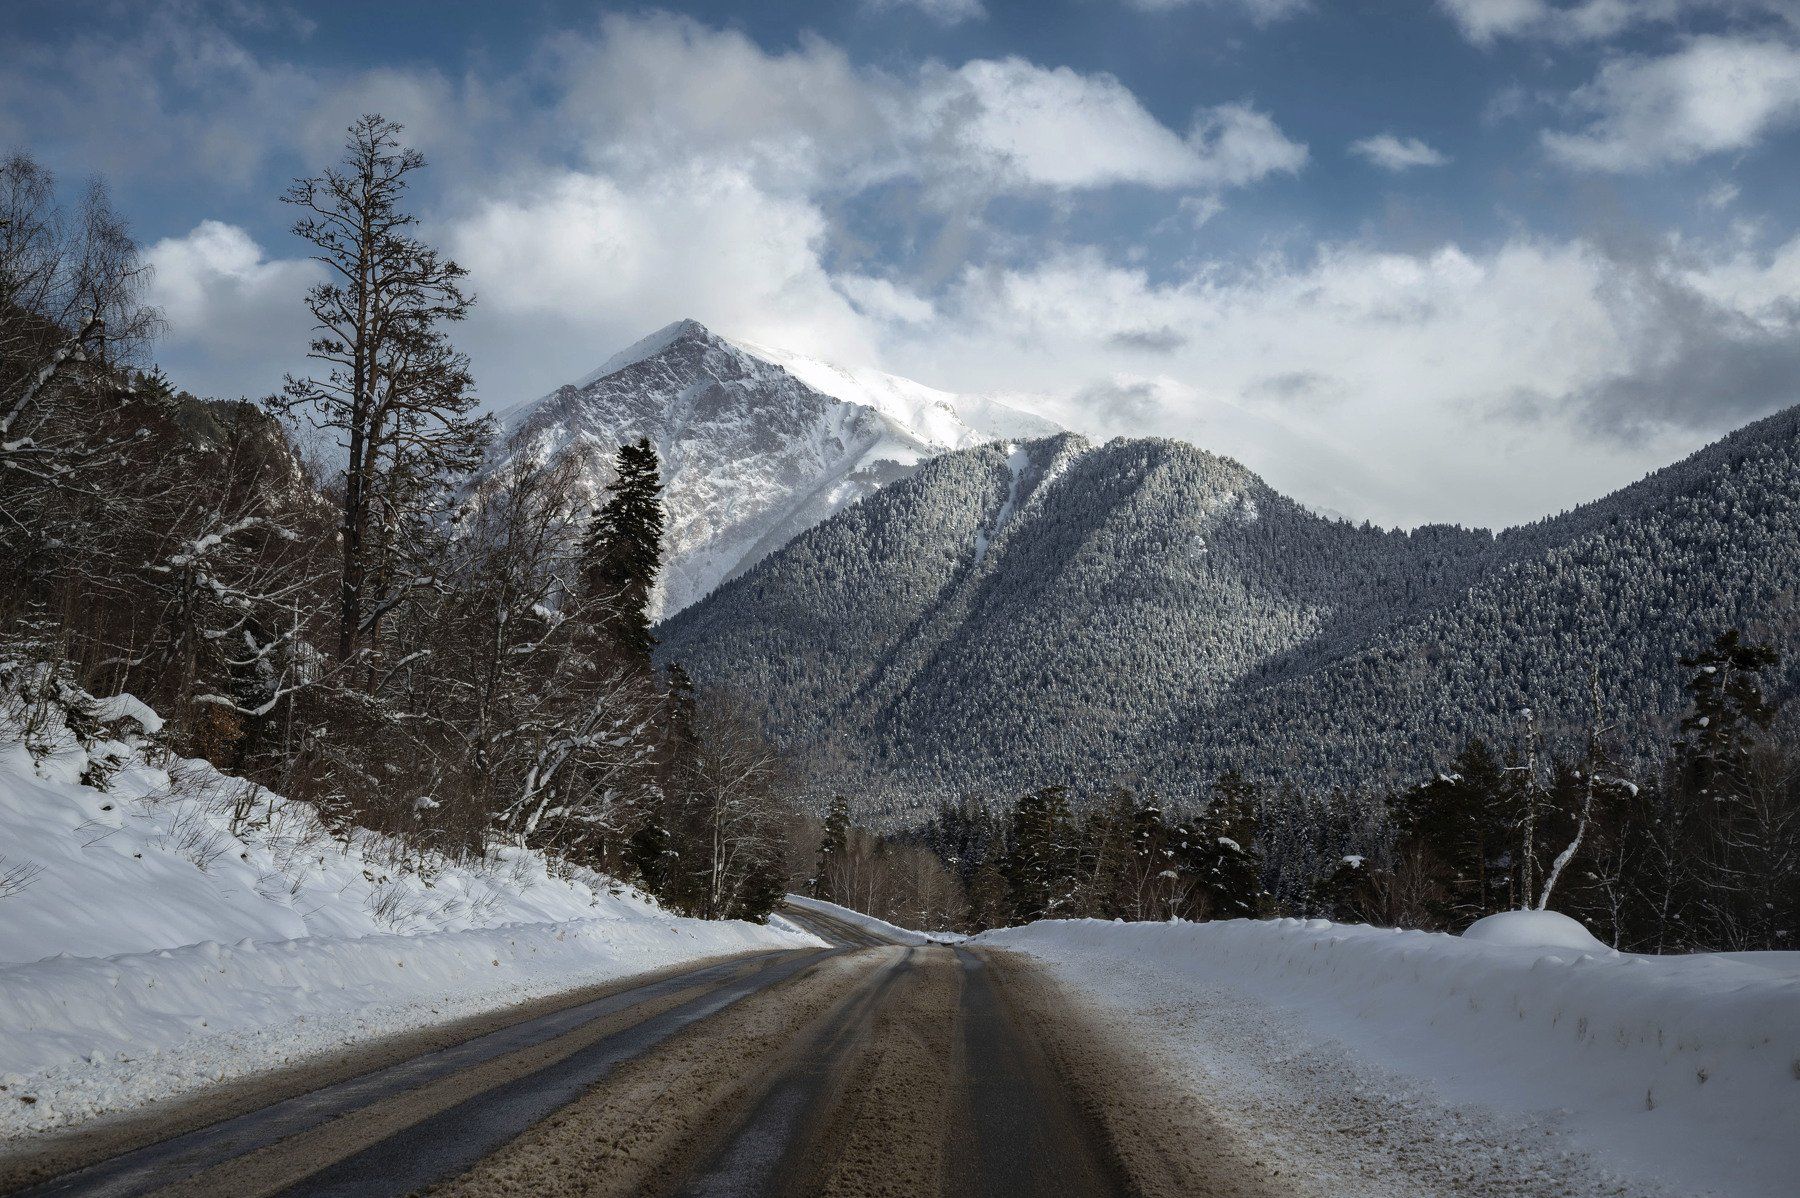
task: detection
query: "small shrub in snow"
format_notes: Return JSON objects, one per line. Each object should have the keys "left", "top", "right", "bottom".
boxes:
{"left": 154, "top": 806, "right": 231, "bottom": 874}
{"left": 0, "top": 854, "right": 44, "bottom": 899}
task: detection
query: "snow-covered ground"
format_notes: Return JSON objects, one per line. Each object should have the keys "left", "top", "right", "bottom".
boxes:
{"left": 983, "top": 916, "right": 1800, "bottom": 1198}
{"left": 0, "top": 694, "right": 817, "bottom": 1137}
{"left": 782, "top": 894, "right": 964, "bottom": 945}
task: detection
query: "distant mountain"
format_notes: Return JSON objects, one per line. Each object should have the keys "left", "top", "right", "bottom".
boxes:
{"left": 658, "top": 409, "right": 1800, "bottom": 825}
{"left": 484, "top": 319, "right": 1058, "bottom": 617}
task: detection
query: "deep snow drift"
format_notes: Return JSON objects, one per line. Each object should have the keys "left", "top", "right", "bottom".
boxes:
{"left": 0, "top": 694, "right": 816, "bottom": 1136}
{"left": 984, "top": 917, "right": 1800, "bottom": 1198}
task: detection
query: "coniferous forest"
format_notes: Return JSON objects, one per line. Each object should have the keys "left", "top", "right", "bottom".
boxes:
{"left": 811, "top": 627, "right": 1800, "bottom": 952}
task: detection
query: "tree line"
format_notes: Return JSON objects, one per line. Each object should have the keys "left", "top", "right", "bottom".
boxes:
{"left": 814, "top": 629, "right": 1800, "bottom": 952}
{"left": 1, "top": 117, "right": 790, "bottom": 922}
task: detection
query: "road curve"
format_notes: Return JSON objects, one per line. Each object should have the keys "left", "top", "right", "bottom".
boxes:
{"left": 2, "top": 905, "right": 1286, "bottom": 1198}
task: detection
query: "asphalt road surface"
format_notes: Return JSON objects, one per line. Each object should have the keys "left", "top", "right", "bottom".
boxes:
{"left": 1, "top": 905, "right": 1282, "bottom": 1198}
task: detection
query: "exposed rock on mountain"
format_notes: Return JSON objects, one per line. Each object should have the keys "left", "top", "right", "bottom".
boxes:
{"left": 484, "top": 320, "right": 1057, "bottom": 617}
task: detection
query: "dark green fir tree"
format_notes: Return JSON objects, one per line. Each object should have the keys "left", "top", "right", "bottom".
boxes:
{"left": 581, "top": 437, "right": 664, "bottom": 666}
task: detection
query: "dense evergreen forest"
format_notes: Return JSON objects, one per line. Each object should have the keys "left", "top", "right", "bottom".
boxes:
{"left": 662, "top": 421, "right": 1800, "bottom": 824}
{"left": 810, "top": 628, "right": 1800, "bottom": 951}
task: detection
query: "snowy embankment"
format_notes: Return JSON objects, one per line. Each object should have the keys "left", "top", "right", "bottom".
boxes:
{"left": 781, "top": 894, "right": 964, "bottom": 945}
{"left": 0, "top": 699, "right": 817, "bottom": 1137}
{"left": 983, "top": 916, "right": 1800, "bottom": 1198}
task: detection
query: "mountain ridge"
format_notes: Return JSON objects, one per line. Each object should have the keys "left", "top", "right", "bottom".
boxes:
{"left": 659, "top": 405, "right": 1800, "bottom": 824}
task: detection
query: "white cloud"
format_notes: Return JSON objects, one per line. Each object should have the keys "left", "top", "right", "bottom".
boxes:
{"left": 549, "top": 17, "right": 1306, "bottom": 202}
{"left": 925, "top": 59, "right": 1210, "bottom": 191}
{"left": 71, "top": 9, "right": 1800, "bottom": 539}
{"left": 1184, "top": 103, "right": 1310, "bottom": 186}
{"left": 874, "top": 232, "right": 1800, "bottom": 529}
{"left": 1437, "top": 0, "right": 1795, "bottom": 45}
{"left": 862, "top": 0, "right": 988, "bottom": 25}
{"left": 109, "top": 11, "right": 1307, "bottom": 412}
{"left": 922, "top": 63, "right": 1303, "bottom": 194}
{"left": 1701, "top": 180, "right": 1742, "bottom": 208}
{"left": 1438, "top": 0, "right": 1671, "bottom": 44}
{"left": 145, "top": 221, "right": 320, "bottom": 398}
{"left": 1350, "top": 133, "right": 1451, "bottom": 171}
{"left": 550, "top": 15, "right": 891, "bottom": 194}
{"left": 442, "top": 165, "right": 881, "bottom": 394}
{"left": 1544, "top": 36, "right": 1800, "bottom": 170}
{"left": 835, "top": 275, "right": 940, "bottom": 325}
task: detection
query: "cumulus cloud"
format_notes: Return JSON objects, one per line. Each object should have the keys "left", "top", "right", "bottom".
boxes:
{"left": 549, "top": 15, "right": 890, "bottom": 193}
{"left": 925, "top": 59, "right": 1219, "bottom": 191}
{"left": 548, "top": 16, "right": 1306, "bottom": 203}
{"left": 1184, "top": 103, "right": 1309, "bottom": 187}
{"left": 875, "top": 233, "right": 1800, "bottom": 528}
{"left": 1544, "top": 36, "right": 1800, "bottom": 170}
{"left": 145, "top": 221, "right": 319, "bottom": 398}
{"left": 442, "top": 165, "right": 881, "bottom": 392}
{"left": 48, "top": 7, "right": 1800, "bottom": 537}
{"left": 1350, "top": 133, "right": 1450, "bottom": 170}
{"left": 918, "top": 66, "right": 1304, "bottom": 195}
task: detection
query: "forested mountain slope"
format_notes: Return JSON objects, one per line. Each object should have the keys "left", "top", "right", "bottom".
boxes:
{"left": 659, "top": 406, "right": 1800, "bottom": 824}
{"left": 483, "top": 320, "right": 1055, "bottom": 616}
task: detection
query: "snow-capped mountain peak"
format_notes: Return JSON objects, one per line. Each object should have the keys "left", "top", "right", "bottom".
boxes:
{"left": 486, "top": 319, "right": 1058, "bottom": 617}
{"left": 724, "top": 334, "right": 1061, "bottom": 464}
{"left": 573, "top": 318, "right": 715, "bottom": 388}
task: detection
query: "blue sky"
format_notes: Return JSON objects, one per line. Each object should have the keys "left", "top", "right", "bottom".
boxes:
{"left": 7, "top": 0, "right": 1800, "bottom": 528}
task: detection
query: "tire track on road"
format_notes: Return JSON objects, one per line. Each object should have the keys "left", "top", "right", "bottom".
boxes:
{"left": 5, "top": 950, "right": 832, "bottom": 1198}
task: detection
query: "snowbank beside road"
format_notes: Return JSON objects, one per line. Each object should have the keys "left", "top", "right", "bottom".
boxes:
{"left": 0, "top": 699, "right": 817, "bottom": 1136}
{"left": 0, "top": 914, "right": 806, "bottom": 1135}
{"left": 984, "top": 917, "right": 1800, "bottom": 1198}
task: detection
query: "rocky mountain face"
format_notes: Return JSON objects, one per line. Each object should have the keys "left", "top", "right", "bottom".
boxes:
{"left": 658, "top": 408, "right": 1800, "bottom": 826}
{"left": 483, "top": 320, "right": 1058, "bottom": 618}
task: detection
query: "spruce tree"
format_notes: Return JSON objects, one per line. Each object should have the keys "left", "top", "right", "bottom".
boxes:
{"left": 1400, "top": 739, "right": 1511, "bottom": 927}
{"left": 581, "top": 437, "right": 664, "bottom": 665}
{"left": 1669, "top": 630, "right": 1784, "bottom": 948}
{"left": 1003, "top": 786, "right": 1077, "bottom": 922}
{"left": 1194, "top": 771, "right": 1265, "bottom": 919}
{"left": 1310, "top": 854, "right": 1379, "bottom": 923}
{"left": 1676, "top": 629, "right": 1777, "bottom": 805}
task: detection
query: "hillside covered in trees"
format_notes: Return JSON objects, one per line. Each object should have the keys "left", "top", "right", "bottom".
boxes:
{"left": 661, "top": 414, "right": 1800, "bottom": 825}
